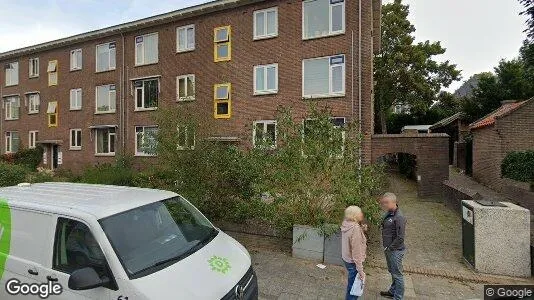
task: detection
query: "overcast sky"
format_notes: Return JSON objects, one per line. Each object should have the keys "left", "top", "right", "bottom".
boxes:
{"left": 0, "top": 0, "right": 528, "bottom": 92}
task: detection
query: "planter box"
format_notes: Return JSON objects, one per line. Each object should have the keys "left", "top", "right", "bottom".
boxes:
{"left": 323, "top": 229, "right": 344, "bottom": 266}
{"left": 292, "top": 225, "right": 324, "bottom": 262}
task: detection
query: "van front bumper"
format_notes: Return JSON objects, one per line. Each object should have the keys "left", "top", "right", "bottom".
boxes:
{"left": 221, "top": 266, "right": 258, "bottom": 300}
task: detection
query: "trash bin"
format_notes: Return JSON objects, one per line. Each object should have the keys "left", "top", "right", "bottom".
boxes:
{"left": 461, "top": 200, "right": 531, "bottom": 277}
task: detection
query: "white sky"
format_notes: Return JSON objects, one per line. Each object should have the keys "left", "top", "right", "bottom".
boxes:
{"left": 0, "top": 0, "right": 528, "bottom": 92}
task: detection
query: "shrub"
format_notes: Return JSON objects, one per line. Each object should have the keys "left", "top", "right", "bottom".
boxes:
{"left": 0, "top": 146, "right": 43, "bottom": 170}
{"left": 0, "top": 163, "right": 29, "bottom": 187}
{"left": 501, "top": 151, "right": 534, "bottom": 185}
{"left": 78, "top": 156, "right": 136, "bottom": 186}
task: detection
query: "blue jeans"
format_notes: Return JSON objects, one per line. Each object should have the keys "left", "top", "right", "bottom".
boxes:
{"left": 385, "top": 249, "right": 405, "bottom": 300}
{"left": 344, "top": 261, "right": 359, "bottom": 300}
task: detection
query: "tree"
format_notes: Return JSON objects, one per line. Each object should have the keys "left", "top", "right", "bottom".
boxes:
{"left": 520, "top": 0, "right": 534, "bottom": 40}
{"left": 374, "top": 0, "right": 461, "bottom": 133}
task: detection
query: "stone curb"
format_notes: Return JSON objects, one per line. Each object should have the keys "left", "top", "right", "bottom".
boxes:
{"left": 367, "top": 263, "right": 528, "bottom": 284}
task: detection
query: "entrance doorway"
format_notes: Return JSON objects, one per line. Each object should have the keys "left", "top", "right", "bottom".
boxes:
{"left": 52, "top": 145, "right": 59, "bottom": 170}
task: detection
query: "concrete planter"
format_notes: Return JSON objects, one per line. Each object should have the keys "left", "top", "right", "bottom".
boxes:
{"left": 323, "top": 229, "right": 343, "bottom": 266}
{"left": 292, "top": 225, "right": 324, "bottom": 262}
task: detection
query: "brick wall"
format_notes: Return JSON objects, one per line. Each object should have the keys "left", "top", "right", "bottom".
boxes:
{"left": 472, "top": 100, "right": 534, "bottom": 191}
{"left": 0, "top": 0, "right": 380, "bottom": 171}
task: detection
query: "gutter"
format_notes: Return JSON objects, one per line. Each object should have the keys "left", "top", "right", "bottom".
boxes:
{"left": 358, "top": 0, "right": 362, "bottom": 169}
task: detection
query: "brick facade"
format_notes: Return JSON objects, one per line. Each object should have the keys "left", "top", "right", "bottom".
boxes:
{"left": 0, "top": 0, "right": 381, "bottom": 171}
{"left": 371, "top": 133, "right": 450, "bottom": 198}
{"left": 472, "top": 100, "right": 534, "bottom": 191}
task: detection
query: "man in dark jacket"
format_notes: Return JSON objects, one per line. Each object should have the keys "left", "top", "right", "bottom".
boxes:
{"left": 379, "top": 192, "right": 406, "bottom": 300}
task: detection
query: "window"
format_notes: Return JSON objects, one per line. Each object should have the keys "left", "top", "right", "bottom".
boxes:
{"left": 177, "top": 25, "right": 195, "bottom": 52}
{"left": 5, "top": 132, "right": 20, "bottom": 153}
{"left": 5, "top": 62, "right": 19, "bottom": 86}
{"left": 135, "top": 126, "right": 158, "bottom": 156}
{"left": 96, "top": 84, "right": 116, "bottom": 113}
{"left": 4, "top": 96, "right": 20, "bottom": 120}
{"left": 53, "top": 218, "right": 108, "bottom": 277}
{"left": 27, "top": 93, "right": 40, "bottom": 114}
{"left": 214, "top": 83, "right": 231, "bottom": 119}
{"left": 214, "top": 26, "right": 231, "bottom": 62}
{"left": 47, "top": 101, "right": 58, "bottom": 127}
{"left": 303, "top": 0, "right": 345, "bottom": 40}
{"left": 29, "top": 58, "right": 39, "bottom": 78}
{"left": 47, "top": 60, "right": 58, "bottom": 86}
{"left": 254, "top": 64, "right": 278, "bottom": 95}
{"left": 302, "top": 54, "right": 345, "bottom": 98}
{"left": 96, "top": 42, "right": 116, "bottom": 72}
{"left": 176, "top": 74, "right": 195, "bottom": 101}
{"left": 303, "top": 117, "right": 346, "bottom": 157}
{"left": 28, "top": 131, "right": 38, "bottom": 149}
{"left": 177, "top": 125, "right": 195, "bottom": 150}
{"left": 254, "top": 7, "right": 278, "bottom": 40}
{"left": 95, "top": 128, "right": 116, "bottom": 155}
{"left": 70, "top": 49, "right": 83, "bottom": 71}
{"left": 135, "top": 33, "right": 158, "bottom": 66}
{"left": 253, "top": 120, "right": 277, "bottom": 149}
{"left": 70, "top": 129, "right": 82, "bottom": 150}
{"left": 70, "top": 88, "right": 82, "bottom": 110}
{"left": 134, "top": 79, "right": 158, "bottom": 110}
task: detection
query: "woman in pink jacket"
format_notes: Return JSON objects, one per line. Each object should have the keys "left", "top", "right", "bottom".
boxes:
{"left": 341, "top": 206, "right": 367, "bottom": 300}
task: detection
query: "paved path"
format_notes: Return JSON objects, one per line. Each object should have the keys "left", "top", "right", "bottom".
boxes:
{"left": 229, "top": 172, "right": 532, "bottom": 299}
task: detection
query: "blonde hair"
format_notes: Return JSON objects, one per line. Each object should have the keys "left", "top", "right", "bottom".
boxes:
{"left": 344, "top": 206, "right": 362, "bottom": 222}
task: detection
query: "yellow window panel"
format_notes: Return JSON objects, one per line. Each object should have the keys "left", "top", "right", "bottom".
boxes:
{"left": 214, "top": 101, "right": 231, "bottom": 119}
{"left": 214, "top": 26, "right": 231, "bottom": 42}
{"left": 48, "top": 60, "right": 58, "bottom": 86}
{"left": 214, "top": 26, "right": 231, "bottom": 62}
{"left": 47, "top": 101, "right": 58, "bottom": 127}
{"left": 213, "top": 83, "right": 231, "bottom": 119}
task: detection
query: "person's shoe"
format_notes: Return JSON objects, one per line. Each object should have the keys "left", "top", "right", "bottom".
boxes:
{"left": 380, "top": 291, "right": 394, "bottom": 298}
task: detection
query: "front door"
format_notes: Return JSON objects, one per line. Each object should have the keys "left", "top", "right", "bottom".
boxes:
{"left": 52, "top": 145, "right": 59, "bottom": 170}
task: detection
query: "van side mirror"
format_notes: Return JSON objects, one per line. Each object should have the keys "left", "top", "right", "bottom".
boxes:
{"left": 68, "top": 267, "right": 110, "bottom": 291}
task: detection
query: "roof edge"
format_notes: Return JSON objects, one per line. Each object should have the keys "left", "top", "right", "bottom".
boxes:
{"left": 0, "top": 0, "right": 263, "bottom": 61}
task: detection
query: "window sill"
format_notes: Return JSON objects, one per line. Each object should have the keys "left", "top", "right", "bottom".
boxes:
{"left": 134, "top": 153, "right": 157, "bottom": 157}
{"left": 95, "top": 69, "right": 116, "bottom": 74}
{"left": 29, "top": 75, "right": 39, "bottom": 79}
{"left": 95, "top": 153, "right": 115, "bottom": 157}
{"left": 28, "top": 112, "right": 39, "bottom": 115}
{"left": 177, "top": 48, "right": 195, "bottom": 54}
{"left": 177, "top": 97, "right": 195, "bottom": 102}
{"left": 70, "top": 108, "right": 82, "bottom": 111}
{"left": 95, "top": 111, "right": 116, "bottom": 115}
{"left": 70, "top": 68, "right": 82, "bottom": 72}
{"left": 70, "top": 147, "right": 82, "bottom": 151}
{"left": 253, "top": 34, "right": 278, "bottom": 41}
{"left": 134, "top": 62, "right": 159, "bottom": 68}
{"left": 254, "top": 90, "right": 278, "bottom": 96}
{"left": 215, "top": 57, "right": 231, "bottom": 63}
{"left": 5, "top": 84, "right": 18, "bottom": 87}
{"left": 134, "top": 107, "right": 158, "bottom": 112}
{"left": 302, "top": 94, "right": 345, "bottom": 100}
{"left": 302, "top": 31, "right": 345, "bottom": 41}
{"left": 5, "top": 118, "right": 19, "bottom": 121}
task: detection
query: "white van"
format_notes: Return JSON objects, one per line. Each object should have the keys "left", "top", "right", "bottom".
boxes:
{"left": 0, "top": 182, "right": 257, "bottom": 299}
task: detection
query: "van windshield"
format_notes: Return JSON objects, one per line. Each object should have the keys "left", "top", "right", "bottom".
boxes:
{"left": 99, "top": 196, "right": 218, "bottom": 279}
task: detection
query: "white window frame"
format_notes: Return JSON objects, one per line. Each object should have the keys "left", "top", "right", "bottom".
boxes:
{"left": 253, "top": 7, "right": 278, "bottom": 40}
{"left": 4, "top": 96, "right": 20, "bottom": 120}
{"left": 29, "top": 58, "right": 39, "bottom": 78}
{"left": 27, "top": 93, "right": 40, "bottom": 114}
{"left": 253, "top": 64, "right": 278, "bottom": 95}
{"left": 5, "top": 131, "right": 19, "bottom": 154}
{"left": 177, "top": 24, "right": 195, "bottom": 53}
{"left": 95, "top": 128, "right": 116, "bottom": 156}
{"left": 5, "top": 62, "right": 19, "bottom": 86}
{"left": 28, "top": 131, "right": 38, "bottom": 149}
{"left": 134, "top": 78, "right": 159, "bottom": 111}
{"left": 302, "top": 54, "right": 345, "bottom": 99}
{"left": 177, "top": 125, "right": 195, "bottom": 150}
{"left": 253, "top": 120, "right": 277, "bottom": 149}
{"left": 135, "top": 33, "right": 159, "bottom": 66}
{"left": 176, "top": 74, "right": 196, "bottom": 101}
{"left": 70, "top": 88, "right": 83, "bottom": 110}
{"left": 95, "top": 84, "right": 116, "bottom": 114}
{"left": 135, "top": 126, "right": 158, "bottom": 156}
{"left": 70, "top": 129, "right": 82, "bottom": 150}
{"left": 302, "top": 0, "right": 345, "bottom": 40}
{"left": 95, "top": 42, "right": 116, "bottom": 72}
{"left": 70, "top": 49, "right": 83, "bottom": 71}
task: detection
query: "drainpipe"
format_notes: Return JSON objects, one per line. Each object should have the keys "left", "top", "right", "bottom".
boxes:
{"left": 358, "top": 0, "right": 363, "bottom": 170}
{"left": 121, "top": 33, "right": 126, "bottom": 152}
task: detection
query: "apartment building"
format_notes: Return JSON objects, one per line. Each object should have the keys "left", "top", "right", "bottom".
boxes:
{"left": 0, "top": 0, "right": 381, "bottom": 171}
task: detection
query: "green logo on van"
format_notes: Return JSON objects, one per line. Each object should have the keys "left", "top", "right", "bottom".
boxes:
{"left": 208, "top": 256, "right": 231, "bottom": 274}
{"left": 0, "top": 198, "right": 11, "bottom": 281}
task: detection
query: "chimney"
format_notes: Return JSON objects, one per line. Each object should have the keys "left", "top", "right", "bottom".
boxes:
{"left": 501, "top": 100, "right": 516, "bottom": 106}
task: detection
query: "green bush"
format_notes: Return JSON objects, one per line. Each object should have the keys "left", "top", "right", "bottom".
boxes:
{"left": 0, "top": 163, "right": 29, "bottom": 187}
{"left": 78, "top": 156, "right": 136, "bottom": 186}
{"left": 0, "top": 146, "right": 43, "bottom": 170}
{"left": 501, "top": 151, "right": 534, "bottom": 185}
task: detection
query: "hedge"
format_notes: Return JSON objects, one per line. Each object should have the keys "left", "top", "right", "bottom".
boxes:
{"left": 501, "top": 151, "right": 534, "bottom": 183}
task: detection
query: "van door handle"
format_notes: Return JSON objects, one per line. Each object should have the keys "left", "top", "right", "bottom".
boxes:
{"left": 46, "top": 275, "right": 58, "bottom": 282}
{"left": 27, "top": 269, "right": 38, "bottom": 276}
